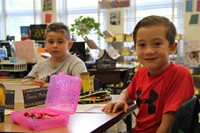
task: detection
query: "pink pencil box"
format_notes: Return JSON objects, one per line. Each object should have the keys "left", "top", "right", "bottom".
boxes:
{"left": 11, "top": 73, "right": 81, "bottom": 131}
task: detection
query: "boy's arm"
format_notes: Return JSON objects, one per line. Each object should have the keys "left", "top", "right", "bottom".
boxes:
{"left": 21, "top": 78, "right": 46, "bottom": 86}
{"left": 156, "top": 111, "right": 175, "bottom": 133}
{"left": 102, "top": 88, "right": 133, "bottom": 113}
{"left": 21, "top": 81, "right": 35, "bottom": 86}
{"left": 113, "top": 88, "right": 134, "bottom": 112}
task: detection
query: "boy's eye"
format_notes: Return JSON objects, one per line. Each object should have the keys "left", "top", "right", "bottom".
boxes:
{"left": 154, "top": 42, "right": 161, "bottom": 47}
{"left": 138, "top": 43, "right": 145, "bottom": 47}
{"left": 57, "top": 40, "right": 64, "bottom": 44}
{"left": 47, "top": 40, "right": 54, "bottom": 44}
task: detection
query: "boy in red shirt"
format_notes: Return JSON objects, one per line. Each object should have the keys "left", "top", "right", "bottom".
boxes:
{"left": 102, "top": 15, "right": 194, "bottom": 133}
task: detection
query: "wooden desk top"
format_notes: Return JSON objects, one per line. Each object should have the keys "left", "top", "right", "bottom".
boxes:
{"left": 2, "top": 109, "right": 121, "bottom": 133}
{"left": 0, "top": 95, "right": 137, "bottom": 133}
{"left": 0, "top": 78, "right": 22, "bottom": 84}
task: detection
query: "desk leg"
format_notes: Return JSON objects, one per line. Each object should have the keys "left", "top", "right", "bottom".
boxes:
{"left": 123, "top": 114, "right": 132, "bottom": 133}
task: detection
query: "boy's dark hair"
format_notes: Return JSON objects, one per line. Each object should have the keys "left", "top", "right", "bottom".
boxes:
{"left": 44, "top": 22, "right": 70, "bottom": 40}
{"left": 132, "top": 15, "right": 177, "bottom": 46}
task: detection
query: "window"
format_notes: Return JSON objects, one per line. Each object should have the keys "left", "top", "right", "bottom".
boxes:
{"left": 56, "top": 0, "right": 101, "bottom": 47}
{"left": 56, "top": 0, "right": 183, "bottom": 49}
{"left": 125, "top": 0, "right": 183, "bottom": 34}
{"left": 0, "top": 1, "right": 5, "bottom": 40}
{"left": 0, "top": 0, "right": 183, "bottom": 47}
{"left": 0, "top": 0, "right": 42, "bottom": 41}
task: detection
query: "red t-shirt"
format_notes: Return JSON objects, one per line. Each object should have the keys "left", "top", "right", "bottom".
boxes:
{"left": 127, "top": 62, "right": 194, "bottom": 133}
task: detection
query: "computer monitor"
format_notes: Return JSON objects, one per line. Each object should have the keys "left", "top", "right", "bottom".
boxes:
{"left": 69, "top": 42, "right": 86, "bottom": 61}
{"left": 30, "top": 24, "right": 47, "bottom": 41}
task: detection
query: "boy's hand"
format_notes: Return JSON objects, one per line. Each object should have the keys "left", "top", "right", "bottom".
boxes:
{"left": 102, "top": 100, "right": 129, "bottom": 113}
{"left": 42, "top": 83, "right": 48, "bottom": 88}
{"left": 32, "top": 78, "right": 46, "bottom": 86}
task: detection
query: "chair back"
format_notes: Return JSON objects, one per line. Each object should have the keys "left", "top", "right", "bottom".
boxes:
{"left": 169, "top": 95, "right": 200, "bottom": 133}
{"left": 123, "top": 68, "right": 134, "bottom": 88}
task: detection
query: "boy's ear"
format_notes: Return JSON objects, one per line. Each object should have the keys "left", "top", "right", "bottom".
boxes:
{"left": 68, "top": 41, "right": 73, "bottom": 49}
{"left": 169, "top": 42, "right": 178, "bottom": 54}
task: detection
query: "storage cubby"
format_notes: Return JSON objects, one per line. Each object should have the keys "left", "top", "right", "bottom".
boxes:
{"left": 0, "top": 59, "right": 27, "bottom": 72}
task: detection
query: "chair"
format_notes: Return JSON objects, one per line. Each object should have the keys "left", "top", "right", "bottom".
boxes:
{"left": 123, "top": 68, "right": 134, "bottom": 88}
{"left": 94, "top": 78, "right": 105, "bottom": 91}
{"left": 169, "top": 95, "right": 200, "bottom": 133}
{"left": 113, "top": 68, "right": 134, "bottom": 94}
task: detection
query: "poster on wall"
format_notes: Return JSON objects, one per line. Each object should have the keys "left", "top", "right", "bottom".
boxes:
{"left": 197, "top": 0, "right": 200, "bottom": 11}
{"left": 43, "top": 0, "right": 52, "bottom": 11}
{"left": 189, "top": 14, "right": 199, "bottom": 24}
{"left": 99, "top": 0, "right": 130, "bottom": 9}
{"left": 186, "top": 0, "right": 193, "bottom": 12}
{"left": 110, "top": 11, "right": 121, "bottom": 25}
{"left": 184, "top": 40, "right": 200, "bottom": 67}
{"left": 45, "top": 13, "right": 52, "bottom": 23}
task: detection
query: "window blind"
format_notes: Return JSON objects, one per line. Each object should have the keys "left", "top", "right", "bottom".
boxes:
{"left": 0, "top": 0, "right": 183, "bottom": 45}
{"left": 0, "top": 0, "right": 42, "bottom": 41}
{"left": 56, "top": 0, "right": 183, "bottom": 49}
{"left": 57, "top": 0, "right": 100, "bottom": 42}
{"left": 0, "top": 0, "right": 5, "bottom": 40}
{"left": 125, "top": 0, "right": 183, "bottom": 35}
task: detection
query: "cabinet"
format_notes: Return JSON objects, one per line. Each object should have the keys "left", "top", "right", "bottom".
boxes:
{"left": 88, "top": 68, "right": 134, "bottom": 94}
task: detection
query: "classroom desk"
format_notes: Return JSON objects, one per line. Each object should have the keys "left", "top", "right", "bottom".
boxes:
{"left": 88, "top": 68, "right": 129, "bottom": 84}
{"left": 0, "top": 95, "right": 137, "bottom": 133}
{"left": 88, "top": 68, "right": 134, "bottom": 94}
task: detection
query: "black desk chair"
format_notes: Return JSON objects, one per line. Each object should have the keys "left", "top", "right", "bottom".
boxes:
{"left": 94, "top": 78, "right": 105, "bottom": 91}
{"left": 123, "top": 68, "right": 134, "bottom": 88}
{"left": 113, "top": 68, "right": 134, "bottom": 94}
{"left": 169, "top": 95, "right": 200, "bottom": 133}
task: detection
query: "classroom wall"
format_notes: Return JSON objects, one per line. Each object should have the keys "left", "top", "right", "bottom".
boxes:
{"left": 184, "top": 0, "right": 200, "bottom": 40}
{"left": 184, "top": 0, "right": 200, "bottom": 68}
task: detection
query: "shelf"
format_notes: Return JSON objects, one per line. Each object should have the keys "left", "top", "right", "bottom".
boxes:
{"left": 0, "top": 59, "right": 27, "bottom": 72}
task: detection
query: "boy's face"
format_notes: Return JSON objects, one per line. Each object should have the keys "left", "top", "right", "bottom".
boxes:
{"left": 45, "top": 31, "right": 69, "bottom": 59}
{"left": 135, "top": 25, "right": 176, "bottom": 76}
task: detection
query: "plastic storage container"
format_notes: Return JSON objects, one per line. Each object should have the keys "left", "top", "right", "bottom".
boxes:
{"left": 11, "top": 73, "right": 81, "bottom": 130}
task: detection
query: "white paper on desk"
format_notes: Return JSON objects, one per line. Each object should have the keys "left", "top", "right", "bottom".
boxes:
{"left": 5, "top": 109, "right": 13, "bottom": 115}
{"left": 76, "top": 104, "right": 106, "bottom": 113}
{"left": 106, "top": 46, "right": 121, "bottom": 60}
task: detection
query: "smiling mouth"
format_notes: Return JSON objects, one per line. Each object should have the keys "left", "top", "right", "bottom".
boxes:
{"left": 145, "top": 58, "right": 157, "bottom": 61}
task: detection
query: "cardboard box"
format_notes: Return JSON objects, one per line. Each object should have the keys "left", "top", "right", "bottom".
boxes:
{"left": 115, "top": 34, "right": 125, "bottom": 42}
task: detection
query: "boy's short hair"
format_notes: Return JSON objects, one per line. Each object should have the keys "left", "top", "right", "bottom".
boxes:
{"left": 44, "top": 22, "right": 70, "bottom": 40}
{"left": 132, "top": 15, "right": 177, "bottom": 46}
